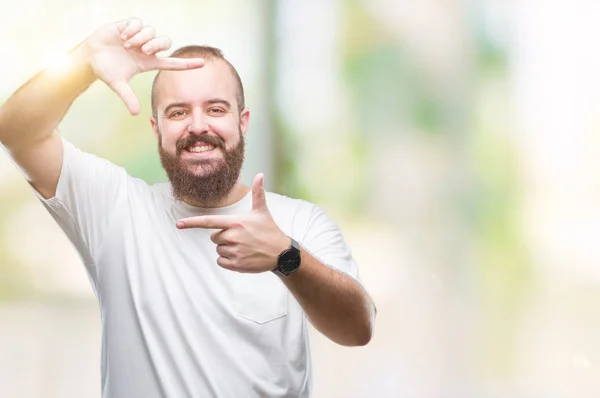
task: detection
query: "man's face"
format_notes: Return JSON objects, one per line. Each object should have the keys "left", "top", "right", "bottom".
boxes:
{"left": 151, "top": 60, "right": 250, "bottom": 205}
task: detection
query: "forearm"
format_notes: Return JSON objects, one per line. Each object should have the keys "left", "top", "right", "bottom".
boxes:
{"left": 278, "top": 248, "right": 376, "bottom": 346}
{"left": 0, "top": 43, "right": 95, "bottom": 149}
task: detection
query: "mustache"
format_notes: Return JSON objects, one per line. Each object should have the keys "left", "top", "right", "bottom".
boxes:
{"left": 176, "top": 134, "right": 226, "bottom": 155}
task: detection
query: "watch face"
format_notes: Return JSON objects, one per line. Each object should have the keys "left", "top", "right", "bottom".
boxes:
{"left": 279, "top": 249, "right": 301, "bottom": 273}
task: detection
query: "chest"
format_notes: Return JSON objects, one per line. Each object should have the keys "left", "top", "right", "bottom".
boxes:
{"left": 97, "top": 207, "right": 290, "bottom": 327}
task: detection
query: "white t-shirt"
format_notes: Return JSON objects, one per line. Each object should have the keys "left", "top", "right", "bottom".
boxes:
{"left": 33, "top": 138, "right": 361, "bottom": 398}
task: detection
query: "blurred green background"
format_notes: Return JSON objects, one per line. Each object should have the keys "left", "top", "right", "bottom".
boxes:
{"left": 2, "top": 0, "right": 600, "bottom": 397}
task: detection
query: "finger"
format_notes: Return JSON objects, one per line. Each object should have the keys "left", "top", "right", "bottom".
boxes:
{"left": 119, "top": 18, "right": 144, "bottom": 41}
{"left": 124, "top": 26, "right": 156, "bottom": 49}
{"left": 177, "top": 215, "right": 237, "bottom": 230}
{"left": 149, "top": 56, "right": 205, "bottom": 71}
{"left": 252, "top": 173, "right": 267, "bottom": 212}
{"left": 210, "top": 229, "right": 228, "bottom": 245}
{"left": 216, "top": 256, "right": 236, "bottom": 270}
{"left": 141, "top": 36, "right": 172, "bottom": 55}
{"left": 116, "top": 18, "right": 135, "bottom": 34}
{"left": 216, "top": 244, "right": 233, "bottom": 258}
{"left": 108, "top": 80, "right": 140, "bottom": 115}
{"left": 116, "top": 19, "right": 129, "bottom": 33}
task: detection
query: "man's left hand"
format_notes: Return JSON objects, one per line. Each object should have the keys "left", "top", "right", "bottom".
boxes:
{"left": 176, "top": 173, "right": 290, "bottom": 273}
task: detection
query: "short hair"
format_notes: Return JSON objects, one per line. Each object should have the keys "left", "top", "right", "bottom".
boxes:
{"left": 151, "top": 45, "right": 245, "bottom": 117}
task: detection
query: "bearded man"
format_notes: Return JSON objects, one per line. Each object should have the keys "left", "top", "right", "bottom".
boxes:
{"left": 0, "top": 17, "right": 376, "bottom": 398}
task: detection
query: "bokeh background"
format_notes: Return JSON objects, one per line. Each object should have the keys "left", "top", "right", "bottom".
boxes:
{"left": 2, "top": 0, "right": 600, "bottom": 397}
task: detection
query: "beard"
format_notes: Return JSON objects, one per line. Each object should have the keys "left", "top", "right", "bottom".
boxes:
{"left": 158, "top": 129, "right": 245, "bottom": 207}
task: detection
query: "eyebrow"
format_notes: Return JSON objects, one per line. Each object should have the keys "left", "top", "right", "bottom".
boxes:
{"left": 162, "top": 99, "right": 232, "bottom": 116}
{"left": 163, "top": 102, "right": 189, "bottom": 116}
{"left": 206, "top": 99, "right": 232, "bottom": 108}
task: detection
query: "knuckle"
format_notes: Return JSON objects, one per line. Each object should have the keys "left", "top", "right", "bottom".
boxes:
{"left": 217, "top": 257, "right": 234, "bottom": 271}
{"left": 127, "top": 18, "right": 142, "bottom": 30}
{"left": 228, "top": 262, "right": 241, "bottom": 272}
{"left": 227, "top": 245, "right": 237, "bottom": 257}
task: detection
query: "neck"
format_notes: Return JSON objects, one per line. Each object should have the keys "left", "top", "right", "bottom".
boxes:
{"left": 180, "top": 179, "right": 251, "bottom": 208}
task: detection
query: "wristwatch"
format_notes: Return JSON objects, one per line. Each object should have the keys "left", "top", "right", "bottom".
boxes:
{"left": 273, "top": 237, "right": 302, "bottom": 276}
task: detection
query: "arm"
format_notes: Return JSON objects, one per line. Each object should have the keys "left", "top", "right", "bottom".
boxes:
{"left": 176, "top": 173, "right": 377, "bottom": 347}
{"left": 277, "top": 246, "right": 376, "bottom": 347}
{"left": 0, "top": 18, "right": 205, "bottom": 199}
{"left": 0, "top": 46, "right": 95, "bottom": 199}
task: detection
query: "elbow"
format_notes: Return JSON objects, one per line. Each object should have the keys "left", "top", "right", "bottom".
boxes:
{"left": 341, "top": 314, "right": 376, "bottom": 347}
{"left": 338, "top": 325, "right": 373, "bottom": 347}
{"left": 323, "top": 299, "right": 377, "bottom": 347}
{"left": 355, "top": 321, "right": 375, "bottom": 346}
{"left": 353, "top": 330, "right": 373, "bottom": 347}
{"left": 353, "top": 303, "right": 376, "bottom": 347}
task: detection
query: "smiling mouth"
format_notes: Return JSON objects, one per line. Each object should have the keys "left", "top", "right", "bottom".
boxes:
{"left": 185, "top": 144, "right": 217, "bottom": 154}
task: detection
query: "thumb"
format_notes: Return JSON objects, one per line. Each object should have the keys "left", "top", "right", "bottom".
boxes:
{"left": 108, "top": 79, "right": 140, "bottom": 115}
{"left": 252, "top": 173, "right": 268, "bottom": 212}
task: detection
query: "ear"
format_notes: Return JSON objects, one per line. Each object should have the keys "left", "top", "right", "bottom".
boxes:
{"left": 239, "top": 108, "right": 250, "bottom": 138}
{"left": 150, "top": 116, "right": 160, "bottom": 140}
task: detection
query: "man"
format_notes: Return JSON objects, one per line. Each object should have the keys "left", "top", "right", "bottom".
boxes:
{"left": 0, "top": 18, "right": 376, "bottom": 397}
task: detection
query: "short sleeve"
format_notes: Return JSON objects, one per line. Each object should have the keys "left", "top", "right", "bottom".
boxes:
{"left": 300, "top": 205, "right": 362, "bottom": 283}
{"left": 31, "top": 137, "right": 129, "bottom": 264}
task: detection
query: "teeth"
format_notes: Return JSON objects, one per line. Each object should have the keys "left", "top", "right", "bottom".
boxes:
{"left": 188, "top": 145, "right": 215, "bottom": 153}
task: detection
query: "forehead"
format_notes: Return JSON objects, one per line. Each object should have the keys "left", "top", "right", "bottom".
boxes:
{"left": 155, "top": 59, "right": 238, "bottom": 110}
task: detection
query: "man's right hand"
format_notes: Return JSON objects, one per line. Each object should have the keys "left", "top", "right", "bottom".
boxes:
{"left": 84, "top": 18, "right": 205, "bottom": 115}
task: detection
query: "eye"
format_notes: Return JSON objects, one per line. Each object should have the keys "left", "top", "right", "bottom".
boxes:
{"left": 169, "top": 110, "right": 188, "bottom": 119}
{"left": 207, "top": 108, "right": 226, "bottom": 116}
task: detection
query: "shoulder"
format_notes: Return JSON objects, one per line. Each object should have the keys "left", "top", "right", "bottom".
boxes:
{"left": 264, "top": 191, "right": 317, "bottom": 217}
{"left": 264, "top": 192, "right": 336, "bottom": 239}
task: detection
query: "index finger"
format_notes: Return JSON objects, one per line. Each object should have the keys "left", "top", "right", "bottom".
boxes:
{"left": 150, "top": 57, "right": 205, "bottom": 71}
{"left": 177, "top": 215, "right": 237, "bottom": 230}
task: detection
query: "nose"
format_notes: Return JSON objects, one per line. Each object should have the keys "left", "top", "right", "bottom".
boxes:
{"left": 187, "top": 108, "right": 209, "bottom": 134}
